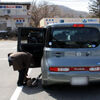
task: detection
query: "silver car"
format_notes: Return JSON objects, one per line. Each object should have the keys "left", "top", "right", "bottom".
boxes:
{"left": 41, "top": 23, "right": 100, "bottom": 87}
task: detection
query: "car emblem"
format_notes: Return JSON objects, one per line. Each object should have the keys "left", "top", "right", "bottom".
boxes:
{"left": 86, "top": 51, "right": 90, "bottom": 56}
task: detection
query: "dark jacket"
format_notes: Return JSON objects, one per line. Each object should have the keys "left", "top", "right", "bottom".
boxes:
{"left": 8, "top": 52, "right": 32, "bottom": 71}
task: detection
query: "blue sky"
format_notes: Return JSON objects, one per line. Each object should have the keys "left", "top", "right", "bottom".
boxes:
{"left": 1, "top": 0, "right": 89, "bottom": 12}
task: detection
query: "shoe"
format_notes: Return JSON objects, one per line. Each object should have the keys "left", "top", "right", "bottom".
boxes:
{"left": 17, "top": 82, "right": 26, "bottom": 86}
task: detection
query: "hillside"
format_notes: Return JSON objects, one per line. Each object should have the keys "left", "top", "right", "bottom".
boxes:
{"left": 55, "top": 5, "right": 89, "bottom": 18}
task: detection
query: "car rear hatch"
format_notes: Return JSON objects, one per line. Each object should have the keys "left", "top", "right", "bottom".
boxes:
{"left": 46, "top": 24, "right": 100, "bottom": 70}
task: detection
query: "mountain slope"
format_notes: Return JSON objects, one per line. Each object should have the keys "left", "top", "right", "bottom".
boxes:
{"left": 55, "top": 5, "right": 89, "bottom": 18}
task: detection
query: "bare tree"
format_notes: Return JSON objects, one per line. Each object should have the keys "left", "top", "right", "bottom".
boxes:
{"left": 89, "top": 0, "right": 100, "bottom": 18}
{"left": 30, "top": 0, "right": 61, "bottom": 27}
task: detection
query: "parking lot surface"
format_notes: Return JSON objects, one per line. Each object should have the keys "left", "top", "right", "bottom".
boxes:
{"left": 0, "top": 40, "right": 100, "bottom": 100}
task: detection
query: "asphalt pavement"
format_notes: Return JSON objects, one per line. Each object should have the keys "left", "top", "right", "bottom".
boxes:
{"left": 0, "top": 40, "right": 18, "bottom": 100}
{"left": 0, "top": 40, "right": 100, "bottom": 100}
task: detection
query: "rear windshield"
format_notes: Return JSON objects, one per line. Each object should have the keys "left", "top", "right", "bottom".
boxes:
{"left": 51, "top": 27, "right": 100, "bottom": 48}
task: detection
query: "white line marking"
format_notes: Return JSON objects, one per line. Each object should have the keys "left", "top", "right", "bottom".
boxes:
{"left": 10, "top": 86, "right": 23, "bottom": 100}
{"left": 10, "top": 68, "right": 32, "bottom": 100}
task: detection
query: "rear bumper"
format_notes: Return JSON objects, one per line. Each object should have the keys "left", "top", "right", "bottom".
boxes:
{"left": 44, "top": 71, "right": 100, "bottom": 84}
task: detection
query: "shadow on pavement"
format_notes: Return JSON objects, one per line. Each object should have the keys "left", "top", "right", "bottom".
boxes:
{"left": 22, "top": 79, "right": 43, "bottom": 95}
{"left": 45, "top": 83, "right": 100, "bottom": 100}
{"left": 22, "top": 80, "right": 100, "bottom": 100}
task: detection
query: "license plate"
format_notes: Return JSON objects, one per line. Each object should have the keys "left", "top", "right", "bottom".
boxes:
{"left": 71, "top": 77, "right": 88, "bottom": 85}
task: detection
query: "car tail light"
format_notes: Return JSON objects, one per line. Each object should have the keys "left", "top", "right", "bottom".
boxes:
{"left": 89, "top": 67, "right": 100, "bottom": 72}
{"left": 49, "top": 66, "right": 100, "bottom": 72}
{"left": 73, "top": 24, "right": 84, "bottom": 27}
{"left": 49, "top": 67, "right": 69, "bottom": 72}
{"left": 70, "top": 67, "right": 89, "bottom": 71}
{"left": 58, "top": 68, "right": 70, "bottom": 72}
{"left": 49, "top": 67, "right": 58, "bottom": 72}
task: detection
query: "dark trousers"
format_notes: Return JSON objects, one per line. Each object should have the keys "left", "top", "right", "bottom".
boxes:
{"left": 17, "top": 68, "right": 28, "bottom": 85}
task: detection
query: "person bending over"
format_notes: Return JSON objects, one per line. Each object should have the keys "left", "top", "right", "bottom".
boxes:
{"left": 8, "top": 52, "right": 32, "bottom": 86}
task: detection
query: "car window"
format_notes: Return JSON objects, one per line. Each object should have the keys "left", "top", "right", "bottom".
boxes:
{"left": 53, "top": 27, "right": 100, "bottom": 42}
{"left": 20, "top": 30, "right": 44, "bottom": 44}
{"left": 51, "top": 27, "right": 100, "bottom": 48}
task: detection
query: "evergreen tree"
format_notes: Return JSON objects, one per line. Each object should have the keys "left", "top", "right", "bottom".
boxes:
{"left": 89, "top": 0, "right": 100, "bottom": 18}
